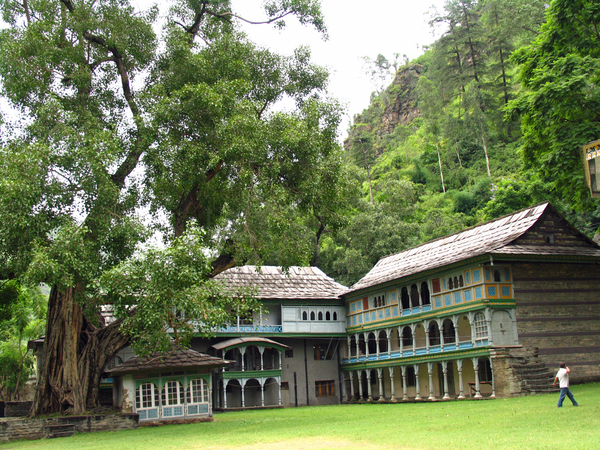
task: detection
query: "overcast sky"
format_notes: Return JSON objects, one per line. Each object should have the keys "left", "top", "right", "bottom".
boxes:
{"left": 230, "top": 0, "right": 448, "bottom": 136}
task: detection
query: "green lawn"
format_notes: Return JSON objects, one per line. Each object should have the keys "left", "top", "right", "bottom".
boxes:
{"left": 2, "top": 383, "right": 598, "bottom": 450}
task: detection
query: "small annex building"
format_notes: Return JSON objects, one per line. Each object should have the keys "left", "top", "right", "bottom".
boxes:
{"left": 107, "top": 347, "right": 230, "bottom": 421}
{"left": 340, "top": 202, "right": 600, "bottom": 401}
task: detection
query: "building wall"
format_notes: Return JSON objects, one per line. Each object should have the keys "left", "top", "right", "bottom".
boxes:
{"left": 512, "top": 261, "right": 600, "bottom": 383}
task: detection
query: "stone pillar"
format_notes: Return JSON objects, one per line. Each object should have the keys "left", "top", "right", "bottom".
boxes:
{"left": 377, "top": 369, "right": 385, "bottom": 402}
{"left": 470, "top": 315, "right": 476, "bottom": 346}
{"left": 240, "top": 348, "right": 246, "bottom": 372}
{"left": 414, "top": 365, "right": 421, "bottom": 400}
{"left": 388, "top": 367, "right": 396, "bottom": 402}
{"left": 472, "top": 358, "right": 482, "bottom": 399}
{"left": 401, "top": 366, "right": 408, "bottom": 401}
{"left": 439, "top": 319, "right": 445, "bottom": 351}
{"left": 457, "top": 359, "right": 465, "bottom": 399}
{"left": 349, "top": 371, "right": 355, "bottom": 402}
{"left": 376, "top": 334, "right": 381, "bottom": 360}
{"left": 260, "top": 381, "right": 265, "bottom": 407}
{"left": 427, "top": 363, "right": 436, "bottom": 400}
{"left": 411, "top": 325, "right": 417, "bottom": 355}
{"left": 365, "top": 334, "right": 370, "bottom": 360}
{"left": 223, "top": 381, "right": 228, "bottom": 409}
{"left": 387, "top": 330, "right": 392, "bottom": 359}
{"left": 366, "top": 370, "right": 373, "bottom": 402}
{"left": 425, "top": 327, "right": 430, "bottom": 353}
{"left": 278, "top": 350, "right": 282, "bottom": 369}
{"left": 442, "top": 361, "right": 450, "bottom": 399}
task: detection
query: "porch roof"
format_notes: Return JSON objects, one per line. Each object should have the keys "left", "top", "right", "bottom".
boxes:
{"left": 107, "top": 347, "right": 231, "bottom": 375}
{"left": 211, "top": 336, "right": 291, "bottom": 351}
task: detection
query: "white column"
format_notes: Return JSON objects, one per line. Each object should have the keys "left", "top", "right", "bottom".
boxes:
{"left": 427, "top": 363, "right": 436, "bottom": 400}
{"left": 472, "top": 358, "right": 482, "bottom": 399}
{"left": 278, "top": 377, "right": 282, "bottom": 406}
{"left": 258, "top": 347, "right": 265, "bottom": 371}
{"left": 377, "top": 369, "right": 385, "bottom": 402}
{"left": 366, "top": 370, "right": 373, "bottom": 402}
{"left": 439, "top": 319, "right": 445, "bottom": 351}
{"left": 260, "top": 380, "right": 265, "bottom": 407}
{"left": 387, "top": 330, "right": 392, "bottom": 358}
{"left": 358, "top": 372, "right": 364, "bottom": 402}
{"left": 401, "top": 366, "right": 408, "bottom": 401}
{"left": 425, "top": 326, "right": 430, "bottom": 353}
{"left": 411, "top": 325, "right": 417, "bottom": 355}
{"left": 399, "top": 327, "right": 404, "bottom": 354}
{"left": 241, "top": 380, "right": 246, "bottom": 408}
{"left": 486, "top": 308, "right": 494, "bottom": 346}
{"left": 278, "top": 350, "right": 282, "bottom": 369}
{"left": 442, "top": 361, "right": 450, "bottom": 399}
{"left": 349, "top": 371, "right": 355, "bottom": 402}
{"left": 490, "top": 357, "right": 496, "bottom": 398}
{"left": 388, "top": 367, "right": 396, "bottom": 402}
{"left": 414, "top": 365, "right": 421, "bottom": 400}
{"left": 454, "top": 318, "right": 460, "bottom": 347}
{"left": 223, "top": 381, "right": 228, "bottom": 409}
{"left": 347, "top": 336, "right": 352, "bottom": 360}
{"left": 457, "top": 359, "right": 465, "bottom": 399}
{"left": 240, "top": 348, "right": 246, "bottom": 372}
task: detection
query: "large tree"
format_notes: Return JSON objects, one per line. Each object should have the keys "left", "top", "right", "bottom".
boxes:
{"left": 507, "top": 0, "right": 600, "bottom": 207}
{"left": 0, "top": 0, "right": 345, "bottom": 415}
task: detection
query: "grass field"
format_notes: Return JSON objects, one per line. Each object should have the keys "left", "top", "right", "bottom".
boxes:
{"left": 1, "top": 383, "right": 598, "bottom": 450}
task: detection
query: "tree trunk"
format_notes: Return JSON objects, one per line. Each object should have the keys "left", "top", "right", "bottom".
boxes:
{"left": 481, "top": 131, "right": 491, "bottom": 178}
{"left": 436, "top": 142, "right": 446, "bottom": 193}
{"left": 31, "top": 285, "right": 129, "bottom": 416}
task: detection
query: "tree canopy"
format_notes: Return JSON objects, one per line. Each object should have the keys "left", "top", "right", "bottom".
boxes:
{"left": 0, "top": 0, "right": 347, "bottom": 415}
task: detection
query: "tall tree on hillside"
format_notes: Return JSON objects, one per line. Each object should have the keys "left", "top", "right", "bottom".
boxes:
{"left": 0, "top": 0, "right": 344, "bottom": 416}
{"left": 507, "top": 0, "right": 600, "bottom": 207}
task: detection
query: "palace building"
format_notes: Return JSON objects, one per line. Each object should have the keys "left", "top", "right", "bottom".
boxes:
{"left": 105, "top": 202, "right": 600, "bottom": 420}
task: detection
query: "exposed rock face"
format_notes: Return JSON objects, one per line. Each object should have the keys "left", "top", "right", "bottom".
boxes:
{"left": 378, "top": 64, "right": 422, "bottom": 136}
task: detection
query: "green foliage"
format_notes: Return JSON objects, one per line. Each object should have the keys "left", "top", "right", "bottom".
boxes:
{"left": 0, "top": 280, "right": 46, "bottom": 401}
{"left": 507, "top": 0, "right": 600, "bottom": 209}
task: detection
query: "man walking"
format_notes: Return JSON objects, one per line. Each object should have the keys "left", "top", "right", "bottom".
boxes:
{"left": 553, "top": 362, "right": 579, "bottom": 408}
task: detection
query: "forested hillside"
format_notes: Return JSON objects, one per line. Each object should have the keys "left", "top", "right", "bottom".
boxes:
{"left": 318, "top": 0, "right": 600, "bottom": 287}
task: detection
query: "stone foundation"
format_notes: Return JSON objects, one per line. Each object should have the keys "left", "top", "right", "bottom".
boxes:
{"left": 0, "top": 413, "right": 139, "bottom": 442}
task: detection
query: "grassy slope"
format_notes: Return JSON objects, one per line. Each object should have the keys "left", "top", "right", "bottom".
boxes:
{"left": 2, "top": 383, "right": 598, "bottom": 450}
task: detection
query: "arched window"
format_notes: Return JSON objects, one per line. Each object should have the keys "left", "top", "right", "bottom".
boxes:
{"left": 188, "top": 378, "right": 209, "bottom": 404}
{"left": 402, "top": 327, "right": 413, "bottom": 346}
{"left": 302, "top": 311, "right": 308, "bottom": 320}
{"left": 318, "top": 311, "right": 323, "bottom": 321}
{"left": 310, "top": 311, "right": 316, "bottom": 320}
{"left": 453, "top": 277, "right": 458, "bottom": 288}
{"left": 325, "top": 311, "right": 331, "bottom": 321}
{"left": 428, "top": 322, "right": 441, "bottom": 346}
{"left": 420, "top": 281, "right": 430, "bottom": 305}
{"left": 448, "top": 278, "right": 454, "bottom": 289}
{"left": 474, "top": 312, "right": 488, "bottom": 339}
{"left": 401, "top": 287, "right": 410, "bottom": 309}
{"left": 410, "top": 284, "right": 420, "bottom": 307}
{"left": 494, "top": 270, "right": 501, "bottom": 282}
{"left": 333, "top": 312, "right": 338, "bottom": 321}
{"left": 136, "top": 382, "right": 159, "bottom": 410}
{"left": 459, "top": 275, "right": 464, "bottom": 287}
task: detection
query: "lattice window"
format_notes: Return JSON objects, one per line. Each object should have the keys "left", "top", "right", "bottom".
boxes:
{"left": 163, "top": 380, "right": 184, "bottom": 406}
{"left": 189, "top": 378, "right": 209, "bottom": 404}
{"left": 136, "top": 382, "right": 159, "bottom": 409}
{"left": 474, "top": 312, "right": 488, "bottom": 339}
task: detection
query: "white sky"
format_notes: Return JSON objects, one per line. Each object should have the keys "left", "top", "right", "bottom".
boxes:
{"left": 231, "top": 0, "right": 448, "bottom": 136}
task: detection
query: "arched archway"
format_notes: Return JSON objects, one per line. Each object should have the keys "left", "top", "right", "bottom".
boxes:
{"left": 428, "top": 321, "right": 441, "bottom": 346}
{"left": 244, "top": 379, "right": 262, "bottom": 407}
{"left": 226, "top": 380, "right": 242, "bottom": 408}
{"left": 264, "top": 377, "right": 279, "bottom": 406}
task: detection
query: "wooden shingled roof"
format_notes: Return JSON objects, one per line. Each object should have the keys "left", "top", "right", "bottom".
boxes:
{"left": 213, "top": 265, "right": 347, "bottom": 300}
{"left": 107, "top": 347, "right": 231, "bottom": 375}
{"left": 347, "top": 202, "right": 600, "bottom": 295}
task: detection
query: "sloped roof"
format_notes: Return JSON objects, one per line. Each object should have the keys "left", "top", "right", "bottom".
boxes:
{"left": 347, "top": 202, "right": 600, "bottom": 294}
{"left": 213, "top": 266, "right": 347, "bottom": 300}
{"left": 107, "top": 347, "right": 231, "bottom": 375}
{"left": 212, "top": 337, "right": 291, "bottom": 351}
